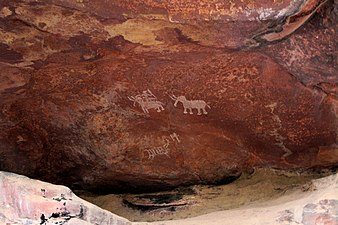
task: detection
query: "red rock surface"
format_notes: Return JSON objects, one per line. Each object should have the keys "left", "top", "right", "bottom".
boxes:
{"left": 0, "top": 0, "right": 337, "bottom": 191}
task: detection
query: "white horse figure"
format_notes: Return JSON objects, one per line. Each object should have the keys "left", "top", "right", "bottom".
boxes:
{"left": 170, "top": 95, "right": 210, "bottom": 115}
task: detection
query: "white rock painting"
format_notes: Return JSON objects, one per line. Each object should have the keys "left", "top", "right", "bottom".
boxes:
{"left": 170, "top": 95, "right": 210, "bottom": 115}
{"left": 128, "top": 89, "right": 164, "bottom": 113}
{"left": 170, "top": 132, "right": 181, "bottom": 143}
{"left": 144, "top": 139, "right": 170, "bottom": 160}
{"left": 143, "top": 133, "right": 181, "bottom": 160}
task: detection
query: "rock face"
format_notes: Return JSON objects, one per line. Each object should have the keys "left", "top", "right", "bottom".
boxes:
{"left": 0, "top": 0, "right": 337, "bottom": 191}
{"left": 0, "top": 171, "right": 131, "bottom": 225}
{"left": 1, "top": 170, "right": 337, "bottom": 225}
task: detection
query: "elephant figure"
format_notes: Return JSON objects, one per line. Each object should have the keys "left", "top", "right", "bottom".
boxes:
{"left": 170, "top": 95, "right": 210, "bottom": 115}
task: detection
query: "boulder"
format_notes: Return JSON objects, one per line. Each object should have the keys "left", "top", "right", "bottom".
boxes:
{"left": 0, "top": 0, "right": 336, "bottom": 191}
{"left": 0, "top": 171, "right": 131, "bottom": 225}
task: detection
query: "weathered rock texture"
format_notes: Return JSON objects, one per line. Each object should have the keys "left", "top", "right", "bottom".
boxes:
{"left": 0, "top": 171, "right": 131, "bottom": 225}
{"left": 0, "top": 0, "right": 337, "bottom": 191}
{"left": 1, "top": 171, "right": 337, "bottom": 225}
{"left": 146, "top": 172, "right": 338, "bottom": 225}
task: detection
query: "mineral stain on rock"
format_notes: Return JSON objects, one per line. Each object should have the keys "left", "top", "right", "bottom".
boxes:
{"left": 0, "top": 43, "right": 23, "bottom": 63}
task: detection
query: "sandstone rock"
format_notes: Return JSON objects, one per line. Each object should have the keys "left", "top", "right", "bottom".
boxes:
{"left": 0, "top": 0, "right": 337, "bottom": 191}
{"left": 1, "top": 171, "right": 337, "bottom": 225}
{"left": 144, "top": 172, "right": 338, "bottom": 225}
{"left": 0, "top": 171, "right": 131, "bottom": 225}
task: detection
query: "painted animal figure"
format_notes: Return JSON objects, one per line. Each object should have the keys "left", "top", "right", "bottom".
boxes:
{"left": 128, "top": 96, "right": 164, "bottom": 113}
{"left": 144, "top": 139, "right": 170, "bottom": 160}
{"left": 128, "top": 90, "right": 165, "bottom": 113}
{"left": 170, "top": 95, "right": 210, "bottom": 115}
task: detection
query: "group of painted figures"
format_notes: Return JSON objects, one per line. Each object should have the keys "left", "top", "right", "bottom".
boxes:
{"left": 128, "top": 90, "right": 210, "bottom": 115}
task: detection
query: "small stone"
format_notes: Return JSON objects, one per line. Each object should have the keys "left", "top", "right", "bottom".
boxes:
{"left": 0, "top": 7, "right": 12, "bottom": 18}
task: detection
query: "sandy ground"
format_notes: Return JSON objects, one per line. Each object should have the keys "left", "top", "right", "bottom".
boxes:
{"left": 137, "top": 172, "right": 338, "bottom": 225}
{"left": 77, "top": 169, "right": 331, "bottom": 223}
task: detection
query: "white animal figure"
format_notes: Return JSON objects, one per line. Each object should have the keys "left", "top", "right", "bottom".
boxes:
{"left": 144, "top": 139, "right": 170, "bottom": 160}
{"left": 128, "top": 90, "right": 164, "bottom": 113}
{"left": 170, "top": 95, "right": 210, "bottom": 115}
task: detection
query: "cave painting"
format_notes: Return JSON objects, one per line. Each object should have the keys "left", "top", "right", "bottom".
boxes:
{"left": 170, "top": 132, "right": 181, "bottom": 143}
{"left": 170, "top": 95, "right": 210, "bottom": 115}
{"left": 128, "top": 89, "right": 164, "bottom": 113}
{"left": 144, "top": 139, "right": 170, "bottom": 160}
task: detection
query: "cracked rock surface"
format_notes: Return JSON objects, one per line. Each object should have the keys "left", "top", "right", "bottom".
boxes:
{"left": 0, "top": 0, "right": 337, "bottom": 191}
